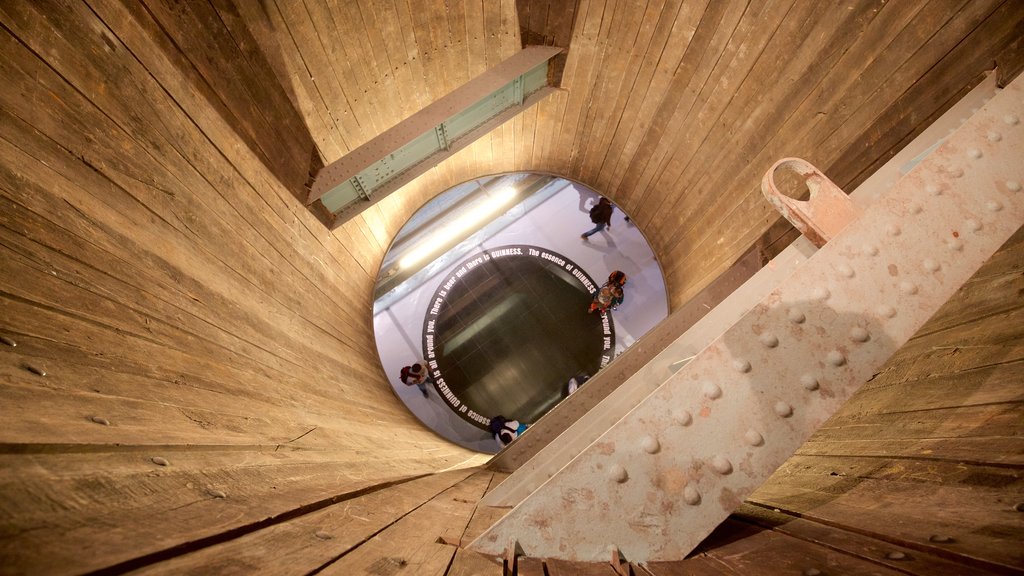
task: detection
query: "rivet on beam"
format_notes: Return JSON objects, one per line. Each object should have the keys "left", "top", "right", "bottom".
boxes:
{"left": 0, "top": 335, "right": 16, "bottom": 347}
{"left": 25, "top": 364, "right": 46, "bottom": 377}
{"left": 609, "top": 464, "right": 628, "bottom": 483}
{"left": 849, "top": 327, "right": 870, "bottom": 343}
{"left": 788, "top": 308, "right": 806, "bottom": 324}
{"left": 683, "top": 484, "right": 701, "bottom": 505}
{"left": 710, "top": 456, "right": 732, "bottom": 475}
{"left": 744, "top": 429, "right": 764, "bottom": 447}
{"left": 826, "top": 351, "right": 846, "bottom": 367}
{"left": 641, "top": 436, "right": 660, "bottom": 454}
{"left": 89, "top": 416, "right": 110, "bottom": 426}
{"left": 801, "top": 374, "right": 819, "bottom": 391}
{"left": 208, "top": 488, "right": 227, "bottom": 499}
{"left": 151, "top": 456, "right": 169, "bottom": 467}
{"left": 673, "top": 410, "right": 693, "bottom": 426}
{"left": 886, "top": 551, "right": 907, "bottom": 561}
{"left": 702, "top": 381, "right": 722, "bottom": 400}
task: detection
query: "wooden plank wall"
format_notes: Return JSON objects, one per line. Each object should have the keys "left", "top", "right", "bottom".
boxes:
{"left": 0, "top": 1, "right": 488, "bottom": 573}
{"left": 392, "top": 0, "right": 1023, "bottom": 309}
{"left": 1, "top": 0, "right": 1022, "bottom": 573}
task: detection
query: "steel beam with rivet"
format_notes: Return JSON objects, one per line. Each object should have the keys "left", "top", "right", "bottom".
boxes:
{"left": 469, "top": 74, "right": 1024, "bottom": 562}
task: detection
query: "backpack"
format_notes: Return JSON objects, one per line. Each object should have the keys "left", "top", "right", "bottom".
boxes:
{"left": 589, "top": 202, "right": 610, "bottom": 223}
{"left": 488, "top": 416, "right": 508, "bottom": 435}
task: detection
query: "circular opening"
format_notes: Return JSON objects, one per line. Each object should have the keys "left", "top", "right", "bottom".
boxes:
{"left": 373, "top": 173, "right": 669, "bottom": 452}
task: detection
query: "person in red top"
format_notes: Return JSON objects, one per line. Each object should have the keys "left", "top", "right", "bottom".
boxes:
{"left": 399, "top": 360, "right": 433, "bottom": 398}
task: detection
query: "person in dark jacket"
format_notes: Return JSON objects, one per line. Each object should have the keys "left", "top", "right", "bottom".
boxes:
{"left": 581, "top": 197, "right": 614, "bottom": 239}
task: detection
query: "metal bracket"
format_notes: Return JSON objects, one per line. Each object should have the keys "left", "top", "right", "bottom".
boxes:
{"left": 469, "top": 75, "right": 1024, "bottom": 562}
{"left": 761, "top": 157, "right": 862, "bottom": 247}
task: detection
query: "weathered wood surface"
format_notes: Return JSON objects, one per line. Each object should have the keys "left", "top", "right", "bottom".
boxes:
{"left": 134, "top": 469, "right": 477, "bottom": 575}
{"left": 0, "top": 1, "right": 1022, "bottom": 574}
{"left": 317, "top": 471, "right": 491, "bottom": 575}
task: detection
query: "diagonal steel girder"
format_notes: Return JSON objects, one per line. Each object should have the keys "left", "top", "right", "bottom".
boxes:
{"left": 469, "top": 76, "right": 1024, "bottom": 562}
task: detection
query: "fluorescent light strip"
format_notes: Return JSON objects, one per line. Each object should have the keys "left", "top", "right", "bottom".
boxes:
{"left": 399, "top": 187, "right": 518, "bottom": 270}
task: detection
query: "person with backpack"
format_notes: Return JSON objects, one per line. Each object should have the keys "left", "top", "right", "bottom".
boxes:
{"left": 399, "top": 360, "right": 433, "bottom": 398}
{"left": 581, "top": 197, "right": 614, "bottom": 239}
{"left": 489, "top": 415, "right": 528, "bottom": 448}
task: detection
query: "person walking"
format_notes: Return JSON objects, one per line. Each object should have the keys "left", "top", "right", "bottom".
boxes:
{"left": 581, "top": 197, "right": 613, "bottom": 239}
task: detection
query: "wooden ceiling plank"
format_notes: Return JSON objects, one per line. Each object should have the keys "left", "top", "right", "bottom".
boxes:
{"left": 650, "top": 519, "right": 908, "bottom": 576}
{"left": 637, "top": 0, "right": 798, "bottom": 238}
{"left": 0, "top": 290, "right": 398, "bottom": 418}
{"left": 205, "top": 0, "right": 326, "bottom": 173}
{"left": 595, "top": 0, "right": 697, "bottom": 198}
{"left": 550, "top": 0, "right": 612, "bottom": 179}
{"left": 826, "top": 2, "right": 1024, "bottom": 188}
{"left": 87, "top": 0, "right": 389, "bottom": 314}
{"left": 138, "top": 0, "right": 308, "bottom": 190}
{"left": 391, "top": 0, "right": 434, "bottom": 112}
{"left": 566, "top": 0, "right": 622, "bottom": 180}
{"left": 220, "top": 0, "right": 348, "bottom": 158}
{"left": 0, "top": 16, "right": 376, "bottom": 354}
{"left": 737, "top": 507, "right": 1015, "bottom": 576}
{"left": 628, "top": 0, "right": 763, "bottom": 218}
{"left": 273, "top": 0, "right": 371, "bottom": 150}
{"left": 0, "top": 68, "right": 371, "bottom": 370}
{"left": 407, "top": 0, "right": 452, "bottom": 103}
{"left": 366, "top": 0, "right": 423, "bottom": 120}
{"left": 582, "top": 0, "right": 670, "bottom": 193}
{"left": 611, "top": 0, "right": 740, "bottom": 224}
{"left": 306, "top": 0, "right": 393, "bottom": 137}
{"left": 653, "top": 0, "right": 875, "bottom": 247}
{"left": 570, "top": 0, "right": 651, "bottom": 181}
{"left": 446, "top": 0, "right": 471, "bottom": 89}
{"left": 660, "top": 0, "right": 983, "bottom": 295}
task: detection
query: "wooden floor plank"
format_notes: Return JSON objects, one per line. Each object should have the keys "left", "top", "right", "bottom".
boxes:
{"left": 749, "top": 476, "right": 1024, "bottom": 570}
{"left": 136, "top": 469, "right": 477, "bottom": 575}
{"left": 646, "top": 519, "right": 906, "bottom": 576}
{"left": 734, "top": 504, "right": 1015, "bottom": 576}
{"left": 318, "top": 472, "right": 493, "bottom": 575}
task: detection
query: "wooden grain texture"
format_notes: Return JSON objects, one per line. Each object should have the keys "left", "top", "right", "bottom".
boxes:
{"left": 131, "top": 468, "right": 477, "bottom": 575}
{"left": 317, "top": 471, "right": 492, "bottom": 575}
{"left": 1, "top": 0, "right": 1023, "bottom": 573}
{"left": 644, "top": 519, "right": 907, "bottom": 576}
